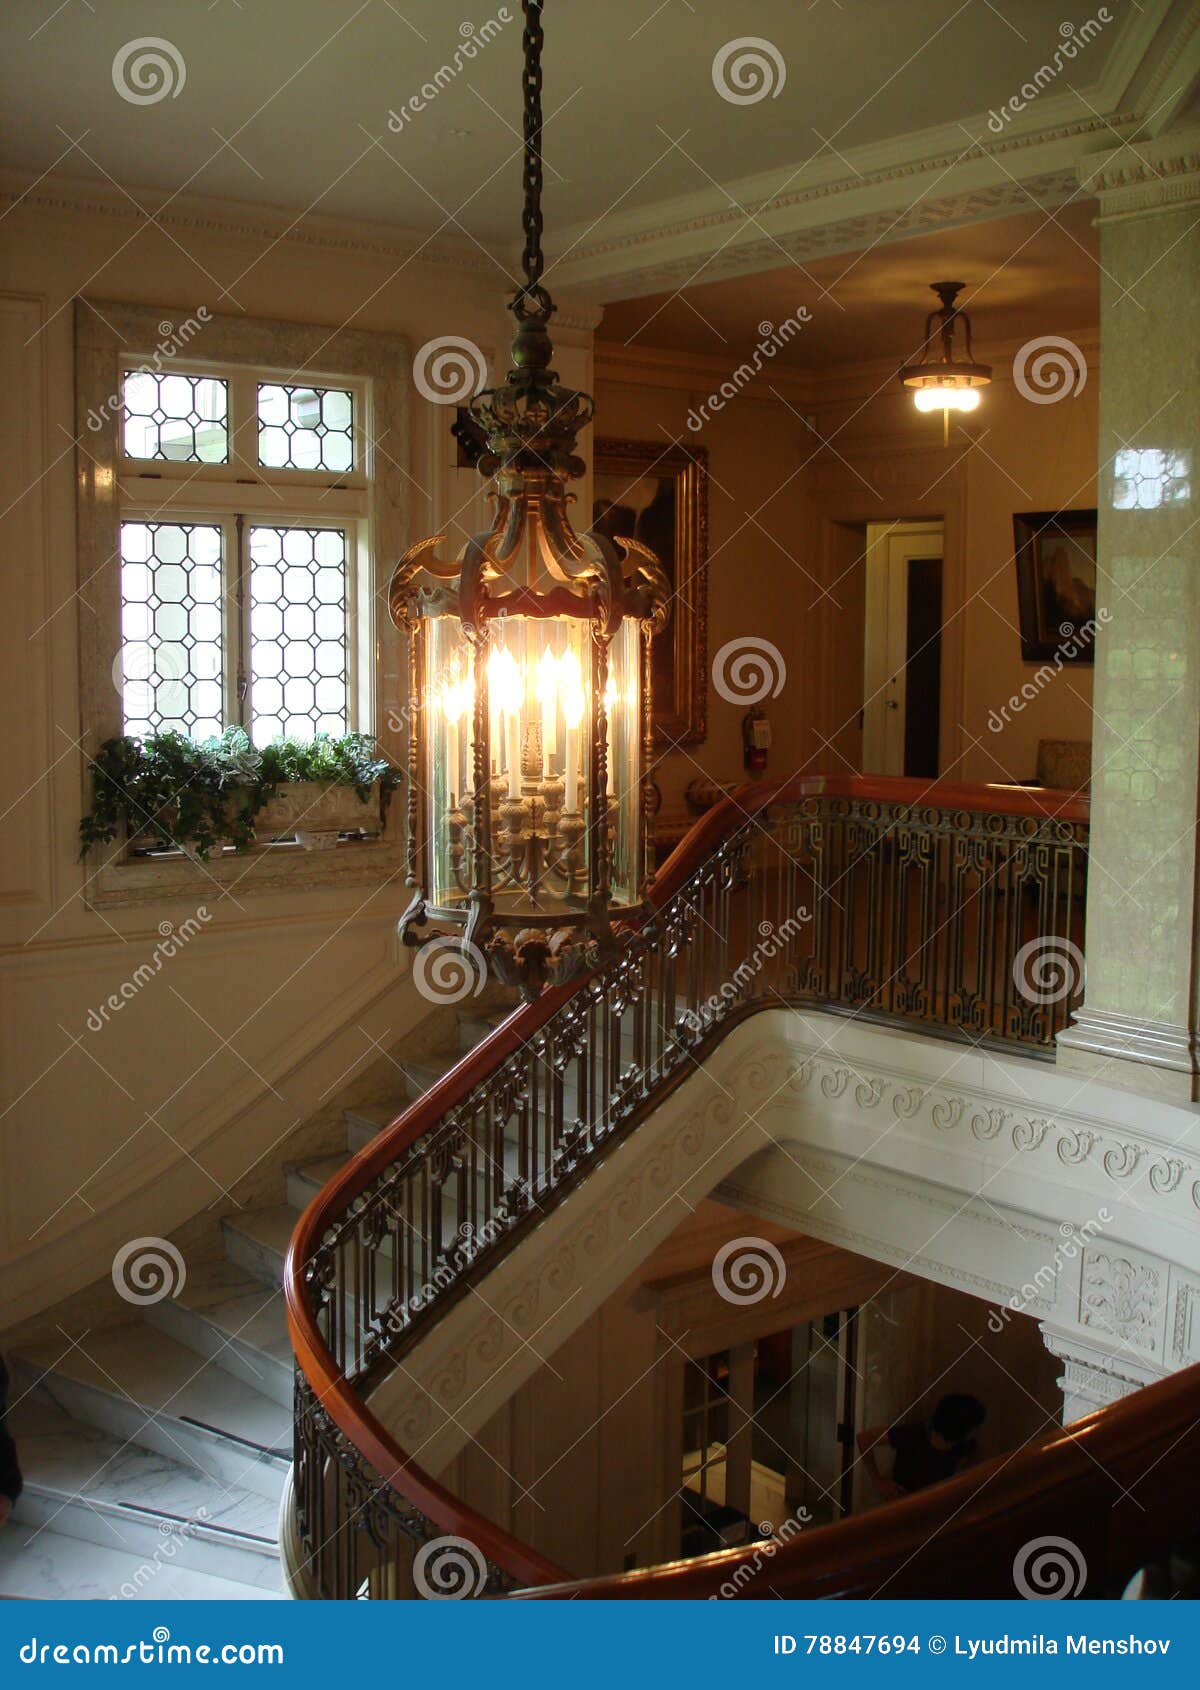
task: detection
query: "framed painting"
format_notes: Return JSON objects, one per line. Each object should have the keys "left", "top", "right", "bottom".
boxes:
{"left": 592, "top": 438, "right": 709, "bottom": 745}
{"left": 1013, "top": 509, "right": 1099, "bottom": 662}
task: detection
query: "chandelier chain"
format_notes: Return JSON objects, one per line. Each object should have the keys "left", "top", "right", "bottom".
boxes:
{"left": 518, "top": 0, "right": 545, "bottom": 304}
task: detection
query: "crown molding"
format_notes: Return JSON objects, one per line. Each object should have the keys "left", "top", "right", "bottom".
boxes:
{"left": 549, "top": 101, "right": 1141, "bottom": 299}
{"left": 0, "top": 167, "right": 505, "bottom": 284}
{"left": 1076, "top": 124, "right": 1200, "bottom": 220}
{"left": 548, "top": 1, "right": 1190, "bottom": 299}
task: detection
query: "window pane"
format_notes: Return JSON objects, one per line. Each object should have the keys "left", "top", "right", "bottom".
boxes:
{"left": 257, "top": 383, "right": 354, "bottom": 473}
{"left": 120, "top": 521, "right": 224, "bottom": 739}
{"left": 122, "top": 371, "right": 228, "bottom": 463}
{"left": 250, "top": 525, "right": 348, "bottom": 743}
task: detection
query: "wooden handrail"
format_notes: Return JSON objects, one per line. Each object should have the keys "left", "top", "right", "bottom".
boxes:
{"left": 516, "top": 1357, "right": 1200, "bottom": 1599}
{"left": 284, "top": 771, "right": 1092, "bottom": 1594}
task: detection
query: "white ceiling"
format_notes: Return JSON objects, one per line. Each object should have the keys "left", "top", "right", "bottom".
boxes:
{"left": 598, "top": 204, "right": 1101, "bottom": 367}
{"left": 0, "top": 0, "right": 1145, "bottom": 248}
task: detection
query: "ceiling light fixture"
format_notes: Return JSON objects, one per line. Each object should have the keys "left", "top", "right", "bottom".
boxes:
{"left": 390, "top": 1, "right": 670, "bottom": 999}
{"left": 899, "top": 281, "right": 991, "bottom": 443}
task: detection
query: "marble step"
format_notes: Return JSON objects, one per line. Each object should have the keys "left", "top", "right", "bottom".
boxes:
{"left": 0, "top": 1521, "right": 283, "bottom": 1601}
{"left": 5, "top": 1385, "right": 281, "bottom": 1592}
{"left": 221, "top": 1205, "right": 296, "bottom": 1293}
{"left": 145, "top": 1259, "right": 293, "bottom": 1411}
{"left": 13, "top": 1327, "right": 290, "bottom": 1505}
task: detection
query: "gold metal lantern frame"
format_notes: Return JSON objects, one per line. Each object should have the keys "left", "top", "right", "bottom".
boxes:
{"left": 390, "top": 4, "right": 669, "bottom": 997}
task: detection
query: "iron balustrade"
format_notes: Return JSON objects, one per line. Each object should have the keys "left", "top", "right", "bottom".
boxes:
{"left": 286, "top": 774, "right": 1090, "bottom": 1599}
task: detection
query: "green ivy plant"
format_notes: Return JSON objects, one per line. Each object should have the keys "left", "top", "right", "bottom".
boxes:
{"left": 80, "top": 727, "right": 399, "bottom": 860}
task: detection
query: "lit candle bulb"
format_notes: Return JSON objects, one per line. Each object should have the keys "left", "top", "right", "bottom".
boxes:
{"left": 560, "top": 647, "right": 584, "bottom": 813}
{"left": 489, "top": 645, "right": 523, "bottom": 800}
{"left": 538, "top": 646, "right": 558, "bottom": 777}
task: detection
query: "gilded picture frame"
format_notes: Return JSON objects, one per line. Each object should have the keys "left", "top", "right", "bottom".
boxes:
{"left": 592, "top": 438, "right": 709, "bottom": 745}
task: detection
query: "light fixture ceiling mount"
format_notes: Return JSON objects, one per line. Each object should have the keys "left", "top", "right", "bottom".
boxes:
{"left": 899, "top": 280, "right": 991, "bottom": 438}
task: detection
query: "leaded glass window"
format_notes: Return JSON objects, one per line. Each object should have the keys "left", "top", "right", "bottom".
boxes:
{"left": 249, "top": 525, "right": 349, "bottom": 742}
{"left": 119, "top": 521, "right": 224, "bottom": 737}
{"left": 122, "top": 372, "right": 229, "bottom": 463}
{"left": 257, "top": 383, "right": 354, "bottom": 473}
{"left": 113, "top": 353, "right": 369, "bottom": 749}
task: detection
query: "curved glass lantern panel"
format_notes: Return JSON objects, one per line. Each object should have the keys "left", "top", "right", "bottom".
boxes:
{"left": 423, "top": 611, "right": 643, "bottom": 922}
{"left": 425, "top": 612, "right": 472, "bottom": 914}
{"left": 606, "top": 615, "right": 640, "bottom": 908}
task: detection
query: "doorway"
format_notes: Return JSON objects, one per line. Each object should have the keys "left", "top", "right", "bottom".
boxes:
{"left": 678, "top": 1308, "right": 860, "bottom": 1554}
{"left": 862, "top": 520, "right": 943, "bottom": 777}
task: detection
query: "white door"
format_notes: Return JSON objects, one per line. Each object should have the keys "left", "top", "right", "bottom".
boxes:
{"left": 862, "top": 520, "right": 943, "bottom": 776}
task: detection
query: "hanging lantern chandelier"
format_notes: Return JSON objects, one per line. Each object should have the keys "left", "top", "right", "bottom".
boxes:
{"left": 390, "top": 1, "right": 670, "bottom": 999}
{"left": 899, "top": 280, "right": 991, "bottom": 442}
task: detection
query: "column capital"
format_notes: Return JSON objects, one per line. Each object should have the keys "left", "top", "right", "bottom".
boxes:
{"left": 1077, "top": 126, "right": 1200, "bottom": 222}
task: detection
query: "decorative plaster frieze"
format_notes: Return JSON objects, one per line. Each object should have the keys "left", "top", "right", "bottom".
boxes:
{"left": 1080, "top": 1249, "right": 1164, "bottom": 1355}
{"left": 1076, "top": 127, "right": 1200, "bottom": 220}
{"left": 744, "top": 1026, "right": 1199, "bottom": 1227}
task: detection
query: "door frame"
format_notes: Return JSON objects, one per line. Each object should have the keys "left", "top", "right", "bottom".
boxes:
{"left": 808, "top": 442, "right": 967, "bottom": 779}
{"left": 862, "top": 519, "right": 944, "bottom": 776}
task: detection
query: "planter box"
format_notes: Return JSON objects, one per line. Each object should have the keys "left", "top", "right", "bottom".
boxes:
{"left": 255, "top": 782, "right": 382, "bottom": 850}
{"left": 125, "top": 781, "right": 383, "bottom": 857}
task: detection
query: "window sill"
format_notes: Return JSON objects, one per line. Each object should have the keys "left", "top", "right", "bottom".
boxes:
{"left": 85, "top": 829, "right": 407, "bottom": 911}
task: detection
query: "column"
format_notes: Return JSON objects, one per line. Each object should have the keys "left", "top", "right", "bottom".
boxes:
{"left": 1057, "top": 131, "right": 1200, "bottom": 1099}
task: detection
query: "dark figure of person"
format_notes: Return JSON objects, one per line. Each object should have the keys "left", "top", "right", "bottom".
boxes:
{"left": 0, "top": 1353, "right": 22, "bottom": 1530}
{"left": 857, "top": 1393, "right": 985, "bottom": 1501}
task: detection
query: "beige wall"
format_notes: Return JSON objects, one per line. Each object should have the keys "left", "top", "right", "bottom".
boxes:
{"left": 596, "top": 332, "right": 1098, "bottom": 811}
{"left": 0, "top": 182, "right": 594, "bottom": 1325}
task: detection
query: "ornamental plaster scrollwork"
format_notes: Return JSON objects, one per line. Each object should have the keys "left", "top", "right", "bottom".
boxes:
{"left": 1012, "top": 1116, "right": 1052, "bottom": 1153}
{"left": 1080, "top": 1252, "right": 1163, "bottom": 1355}
{"left": 1102, "top": 1143, "right": 1145, "bottom": 1181}
{"left": 971, "top": 1106, "right": 1008, "bottom": 1141}
{"left": 893, "top": 1086, "right": 924, "bottom": 1120}
{"left": 1056, "top": 1128, "right": 1097, "bottom": 1166}
{"left": 931, "top": 1095, "right": 966, "bottom": 1133}
{"left": 1149, "top": 1158, "right": 1184, "bottom": 1194}
{"left": 854, "top": 1076, "right": 887, "bottom": 1110}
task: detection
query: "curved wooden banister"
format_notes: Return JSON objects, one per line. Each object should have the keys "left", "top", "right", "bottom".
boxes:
{"left": 516, "top": 1358, "right": 1200, "bottom": 1598}
{"left": 285, "top": 770, "right": 1094, "bottom": 1598}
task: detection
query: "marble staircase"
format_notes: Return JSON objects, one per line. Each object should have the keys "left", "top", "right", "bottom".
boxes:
{"left": 0, "top": 1005, "right": 510, "bottom": 1602}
